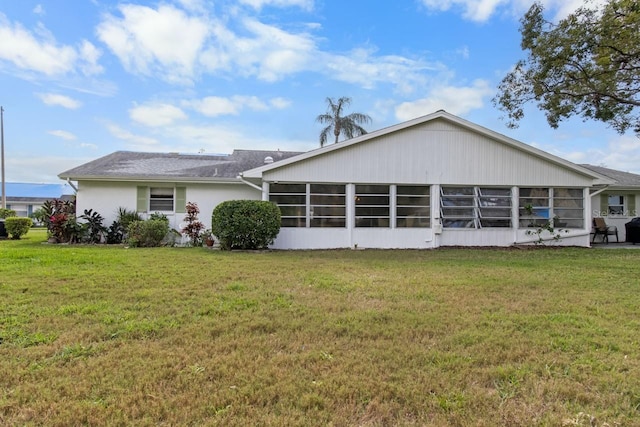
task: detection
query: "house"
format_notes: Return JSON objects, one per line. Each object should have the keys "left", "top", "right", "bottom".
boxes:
{"left": 60, "top": 110, "right": 619, "bottom": 249}
{"left": 580, "top": 164, "right": 640, "bottom": 242}
{"left": 58, "top": 149, "right": 302, "bottom": 232}
{"left": 3, "top": 182, "right": 71, "bottom": 218}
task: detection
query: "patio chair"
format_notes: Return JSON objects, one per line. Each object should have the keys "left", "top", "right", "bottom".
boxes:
{"left": 592, "top": 217, "right": 619, "bottom": 243}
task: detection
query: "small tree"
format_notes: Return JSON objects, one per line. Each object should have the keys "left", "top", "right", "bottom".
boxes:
{"left": 181, "top": 201, "right": 205, "bottom": 246}
{"left": 211, "top": 200, "right": 281, "bottom": 250}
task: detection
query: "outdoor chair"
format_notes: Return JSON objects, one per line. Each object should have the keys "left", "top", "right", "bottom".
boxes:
{"left": 592, "top": 217, "right": 619, "bottom": 243}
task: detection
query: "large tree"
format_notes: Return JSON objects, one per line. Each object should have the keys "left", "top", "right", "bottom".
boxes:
{"left": 494, "top": 0, "right": 640, "bottom": 135}
{"left": 316, "top": 97, "right": 372, "bottom": 147}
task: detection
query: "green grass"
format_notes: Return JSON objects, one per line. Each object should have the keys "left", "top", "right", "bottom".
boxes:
{"left": 1, "top": 229, "right": 640, "bottom": 426}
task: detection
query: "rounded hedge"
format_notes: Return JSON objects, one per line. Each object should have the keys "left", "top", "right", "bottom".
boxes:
{"left": 4, "top": 217, "right": 33, "bottom": 239}
{"left": 211, "top": 200, "right": 281, "bottom": 250}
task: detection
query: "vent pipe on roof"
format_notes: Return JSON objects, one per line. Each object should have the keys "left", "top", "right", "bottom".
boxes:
{"left": 264, "top": 156, "right": 274, "bottom": 164}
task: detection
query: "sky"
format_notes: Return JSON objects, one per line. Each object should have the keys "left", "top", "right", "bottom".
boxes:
{"left": 1, "top": 0, "right": 639, "bottom": 185}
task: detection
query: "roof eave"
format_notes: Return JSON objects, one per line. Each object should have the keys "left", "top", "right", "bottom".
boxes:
{"left": 58, "top": 175, "right": 244, "bottom": 184}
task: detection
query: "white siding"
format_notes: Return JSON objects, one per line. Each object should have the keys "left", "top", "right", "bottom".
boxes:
{"left": 76, "top": 180, "right": 260, "bottom": 231}
{"left": 262, "top": 120, "right": 594, "bottom": 187}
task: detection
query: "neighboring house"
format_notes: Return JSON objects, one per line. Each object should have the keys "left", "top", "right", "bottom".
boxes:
{"left": 3, "top": 182, "right": 71, "bottom": 218}
{"left": 580, "top": 164, "right": 640, "bottom": 242}
{"left": 60, "top": 110, "right": 619, "bottom": 249}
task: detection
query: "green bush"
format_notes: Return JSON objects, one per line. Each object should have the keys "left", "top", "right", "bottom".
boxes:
{"left": 0, "top": 208, "right": 17, "bottom": 219}
{"left": 211, "top": 200, "right": 281, "bottom": 250}
{"left": 4, "top": 217, "right": 33, "bottom": 239}
{"left": 126, "top": 219, "right": 170, "bottom": 248}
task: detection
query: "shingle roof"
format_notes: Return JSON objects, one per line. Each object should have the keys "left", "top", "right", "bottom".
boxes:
{"left": 58, "top": 150, "right": 303, "bottom": 181}
{"left": 580, "top": 164, "right": 640, "bottom": 187}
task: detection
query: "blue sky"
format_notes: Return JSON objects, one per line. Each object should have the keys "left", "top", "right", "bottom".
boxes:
{"left": 1, "top": 0, "right": 637, "bottom": 184}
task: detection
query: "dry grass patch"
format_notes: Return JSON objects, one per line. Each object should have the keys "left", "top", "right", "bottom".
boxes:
{"left": 1, "top": 230, "right": 640, "bottom": 426}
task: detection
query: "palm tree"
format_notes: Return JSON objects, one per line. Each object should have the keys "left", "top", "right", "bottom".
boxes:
{"left": 316, "top": 97, "right": 372, "bottom": 147}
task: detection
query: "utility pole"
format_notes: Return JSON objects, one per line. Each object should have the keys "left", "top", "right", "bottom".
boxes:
{"left": 1, "top": 106, "right": 5, "bottom": 209}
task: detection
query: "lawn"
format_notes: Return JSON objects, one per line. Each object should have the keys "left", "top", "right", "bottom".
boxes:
{"left": 1, "top": 229, "right": 640, "bottom": 426}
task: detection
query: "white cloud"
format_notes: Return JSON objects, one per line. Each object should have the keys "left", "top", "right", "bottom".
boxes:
{"left": 96, "top": 4, "right": 210, "bottom": 84}
{"left": 106, "top": 123, "right": 159, "bottom": 146}
{"left": 129, "top": 103, "right": 188, "bottom": 127}
{"left": 225, "top": 17, "right": 318, "bottom": 82}
{"left": 94, "top": 3, "right": 443, "bottom": 94}
{"left": 395, "top": 79, "right": 493, "bottom": 121}
{"left": 38, "top": 93, "right": 82, "bottom": 109}
{"left": 270, "top": 97, "right": 291, "bottom": 109}
{"left": 33, "top": 5, "right": 45, "bottom": 16}
{"left": 185, "top": 95, "right": 289, "bottom": 117}
{"left": 48, "top": 130, "right": 77, "bottom": 140}
{"left": 238, "top": 0, "right": 314, "bottom": 11}
{"left": 419, "top": 0, "right": 609, "bottom": 22}
{"left": 0, "top": 15, "right": 77, "bottom": 75}
{"left": 78, "top": 40, "right": 103, "bottom": 75}
{"left": 323, "top": 48, "right": 436, "bottom": 95}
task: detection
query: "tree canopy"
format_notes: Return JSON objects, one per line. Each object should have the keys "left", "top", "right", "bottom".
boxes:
{"left": 316, "top": 97, "right": 372, "bottom": 147}
{"left": 494, "top": 0, "right": 640, "bottom": 136}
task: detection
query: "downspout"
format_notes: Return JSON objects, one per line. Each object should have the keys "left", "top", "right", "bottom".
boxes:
{"left": 237, "top": 175, "right": 262, "bottom": 192}
{"left": 66, "top": 178, "right": 78, "bottom": 193}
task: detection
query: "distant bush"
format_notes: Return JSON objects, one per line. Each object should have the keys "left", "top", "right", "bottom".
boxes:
{"left": 0, "top": 208, "right": 16, "bottom": 219}
{"left": 4, "top": 217, "right": 33, "bottom": 239}
{"left": 211, "top": 200, "right": 281, "bottom": 250}
{"left": 126, "top": 219, "right": 169, "bottom": 248}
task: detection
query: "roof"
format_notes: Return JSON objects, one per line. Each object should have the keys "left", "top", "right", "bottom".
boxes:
{"left": 580, "top": 164, "right": 640, "bottom": 188}
{"left": 242, "top": 110, "right": 613, "bottom": 185}
{"left": 58, "top": 149, "right": 303, "bottom": 182}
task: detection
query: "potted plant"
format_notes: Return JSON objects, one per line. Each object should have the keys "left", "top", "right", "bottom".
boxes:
{"left": 202, "top": 229, "right": 215, "bottom": 247}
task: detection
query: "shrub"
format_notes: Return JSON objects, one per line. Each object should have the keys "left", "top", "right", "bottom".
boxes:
{"left": 79, "top": 209, "right": 107, "bottom": 243}
{"left": 211, "top": 200, "right": 281, "bottom": 250}
{"left": 126, "top": 219, "right": 169, "bottom": 248}
{"left": 106, "top": 208, "right": 142, "bottom": 244}
{"left": 0, "top": 208, "right": 16, "bottom": 219}
{"left": 4, "top": 217, "right": 33, "bottom": 239}
{"left": 42, "top": 198, "right": 77, "bottom": 243}
{"left": 181, "top": 202, "right": 205, "bottom": 246}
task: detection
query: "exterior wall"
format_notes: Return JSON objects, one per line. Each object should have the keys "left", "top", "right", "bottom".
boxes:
{"left": 261, "top": 120, "right": 595, "bottom": 187}
{"left": 76, "top": 180, "right": 260, "bottom": 231}
{"left": 269, "top": 183, "right": 592, "bottom": 249}
{"left": 590, "top": 191, "right": 640, "bottom": 242}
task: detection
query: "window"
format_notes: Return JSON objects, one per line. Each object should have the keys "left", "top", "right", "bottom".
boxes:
{"left": 519, "top": 187, "right": 583, "bottom": 228}
{"left": 149, "top": 187, "right": 174, "bottom": 211}
{"left": 519, "top": 188, "right": 550, "bottom": 227}
{"left": 355, "top": 185, "right": 389, "bottom": 227}
{"left": 310, "top": 184, "right": 346, "bottom": 227}
{"left": 269, "top": 183, "right": 307, "bottom": 227}
{"left": 396, "top": 186, "right": 430, "bottom": 228}
{"left": 478, "top": 188, "right": 512, "bottom": 228}
{"left": 608, "top": 195, "right": 625, "bottom": 215}
{"left": 440, "top": 187, "right": 476, "bottom": 228}
{"left": 553, "top": 188, "right": 583, "bottom": 228}
{"left": 441, "top": 187, "right": 512, "bottom": 228}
